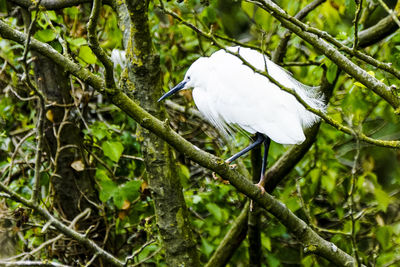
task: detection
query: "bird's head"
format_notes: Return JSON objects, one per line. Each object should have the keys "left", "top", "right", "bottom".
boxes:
{"left": 158, "top": 57, "right": 208, "bottom": 102}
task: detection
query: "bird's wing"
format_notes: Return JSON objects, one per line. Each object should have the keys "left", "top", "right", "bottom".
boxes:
{"left": 207, "top": 49, "right": 306, "bottom": 144}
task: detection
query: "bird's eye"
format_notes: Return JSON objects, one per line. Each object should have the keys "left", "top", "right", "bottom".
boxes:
{"left": 187, "top": 76, "right": 191, "bottom": 80}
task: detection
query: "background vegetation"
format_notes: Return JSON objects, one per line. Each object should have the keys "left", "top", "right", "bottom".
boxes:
{"left": 0, "top": 0, "right": 400, "bottom": 266}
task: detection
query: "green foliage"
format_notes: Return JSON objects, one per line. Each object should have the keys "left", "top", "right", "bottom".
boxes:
{"left": 102, "top": 141, "right": 124, "bottom": 162}
{"left": 96, "top": 169, "right": 141, "bottom": 209}
{"left": 78, "top": 45, "right": 97, "bottom": 64}
{"left": 1, "top": 0, "right": 400, "bottom": 266}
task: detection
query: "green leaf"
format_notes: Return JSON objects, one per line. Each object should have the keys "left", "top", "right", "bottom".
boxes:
{"left": 120, "top": 180, "right": 141, "bottom": 201}
{"left": 178, "top": 164, "right": 190, "bottom": 187}
{"left": 266, "top": 254, "right": 280, "bottom": 267}
{"left": 261, "top": 234, "right": 271, "bottom": 251}
{"left": 34, "top": 29, "right": 56, "bottom": 43}
{"left": 91, "top": 122, "right": 108, "bottom": 140}
{"left": 321, "top": 170, "right": 336, "bottom": 193}
{"left": 102, "top": 141, "right": 124, "bottom": 162}
{"left": 376, "top": 226, "right": 392, "bottom": 250}
{"left": 286, "top": 198, "right": 301, "bottom": 212}
{"left": 46, "top": 11, "right": 58, "bottom": 21}
{"left": 95, "top": 169, "right": 117, "bottom": 202}
{"left": 179, "top": 164, "right": 190, "bottom": 180}
{"left": 201, "top": 238, "right": 214, "bottom": 257}
{"left": 113, "top": 180, "right": 142, "bottom": 209}
{"left": 326, "top": 62, "right": 338, "bottom": 83}
{"left": 66, "top": 37, "right": 87, "bottom": 50}
{"left": 206, "top": 203, "right": 222, "bottom": 221}
{"left": 63, "top": 6, "right": 79, "bottom": 17}
{"left": 78, "top": 45, "right": 97, "bottom": 64}
{"left": 375, "top": 188, "right": 391, "bottom": 212}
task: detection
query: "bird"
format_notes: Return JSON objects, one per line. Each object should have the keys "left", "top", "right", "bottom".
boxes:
{"left": 158, "top": 46, "right": 326, "bottom": 191}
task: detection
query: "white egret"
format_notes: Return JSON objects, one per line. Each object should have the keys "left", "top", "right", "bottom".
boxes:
{"left": 158, "top": 46, "right": 326, "bottom": 190}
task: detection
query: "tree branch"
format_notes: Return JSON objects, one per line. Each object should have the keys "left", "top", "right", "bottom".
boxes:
{"left": 248, "top": 0, "right": 400, "bottom": 110}
{"left": 377, "top": 0, "right": 400, "bottom": 27}
{"left": 158, "top": 7, "right": 400, "bottom": 148}
{"left": 0, "top": 182, "right": 124, "bottom": 266}
{"left": 87, "top": 0, "right": 115, "bottom": 89}
{"left": 8, "top": 0, "right": 113, "bottom": 10}
{"left": 272, "top": 0, "right": 326, "bottom": 63}
{"left": 0, "top": 19, "right": 360, "bottom": 266}
{"left": 205, "top": 202, "right": 250, "bottom": 267}
{"left": 358, "top": 14, "right": 399, "bottom": 47}
{"left": 0, "top": 260, "right": 71, "bottom": 267}
{"left": 353, "top": 0, "right": 362, "bottom": 49}
{"left": 20, "top": 3, "right": 45, "bottom": 205}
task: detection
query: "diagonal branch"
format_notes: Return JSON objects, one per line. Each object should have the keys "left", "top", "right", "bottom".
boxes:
{"left": 0, "top": 20, "right": 360, "bottom": 266}
{"left": 8, "top": 0, "right": 113, "bottom": 10}
{"left": 0, "top": 182, "right": 124, "bottom": 266}
{"left": 156, "top": 8, "right": 400, "bottom": 148}
{"left": 248, "top": 0, "right": 400, "bottom": 110}
{"left": 251, "top": 0, "right": 400, "bottom": 81}
{"left": 358, "top": 14, "right": 400, "bottom": 47}
{"left": 272, "top": 0, "right": 326, "bottom": 63}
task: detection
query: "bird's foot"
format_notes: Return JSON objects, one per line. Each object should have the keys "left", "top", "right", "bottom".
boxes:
{"left": 255, "top": 182, "right": 265, "bottom": 194}
{"left": 228, "top": 163, "right": 237, "bottom": 169}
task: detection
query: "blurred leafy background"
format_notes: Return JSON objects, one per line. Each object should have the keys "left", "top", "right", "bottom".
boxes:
{"left": 1, "top": 0, "right": 400, "bottom": 266}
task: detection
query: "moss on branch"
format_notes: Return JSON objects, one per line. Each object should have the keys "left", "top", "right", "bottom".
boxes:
{"left": 0, "top": 19, "right": 362, "bottom": 266}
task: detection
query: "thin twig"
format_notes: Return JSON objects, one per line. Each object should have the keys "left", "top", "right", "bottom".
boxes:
{"left": 84, "top": 253, "right": 99, "bottom": 267}
{"left": 376, "top": 0, "right": 400, "bottom": 28}
{"left": 349, "top": 129, "right": 361, "bottom": 266}
{"left": 159, "top": 6, "right": 400, "bottom": 149}
{"left": 87, "top": 0, "right": 115, "bottom": 89}
{"left": 7, "top": 85, "right": 39, "bottom": 101}
{"left": 20, "top": 1, "right": 46, "bottom": 205}
{"left": 124, "top": 239, "right": 156, "bottom": 266}
{"left": 248, "top": 0, "right": 400, "bottom": 96}
{"left": 353, "top": 0, "right": 363, "bottom": 49}
{"left": 272, "top": 0, "right": 326, "bottom": 63}
{"left": 131, "top": 247, "right": 162, "bottom": 267}
{"left": 0, "top": 260, "right": 71, "bottom": 267}
{"left": 5, "top": 131, "right": 35, "bottom": 185}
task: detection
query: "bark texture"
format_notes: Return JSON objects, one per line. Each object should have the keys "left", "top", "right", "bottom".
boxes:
{"left": 33, "top": 53, "right": 96, "bottom": 220}
{"left": 116, "top": 1, "right": 200, "bottom": 266}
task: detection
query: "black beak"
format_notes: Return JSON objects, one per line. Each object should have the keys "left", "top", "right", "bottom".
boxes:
{"left": 158, "top": 81, "right": 186, "bottom": 102}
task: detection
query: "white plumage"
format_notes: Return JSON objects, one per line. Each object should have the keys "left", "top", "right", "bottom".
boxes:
{"left": 169, "top": 46, "right": 325, "bottom": 144}
{"left": 158, "top": 46, "right": 326, "bottom": 188}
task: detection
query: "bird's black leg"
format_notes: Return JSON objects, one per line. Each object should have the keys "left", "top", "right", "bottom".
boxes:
{"left": 225, "top": 133, "right": 265, "bottom": 164}
{"left": 260, "top": 136, "right": 271, "bottom": 178}
{"left": 256, "top": 136, "right": 271, "bottom": 193}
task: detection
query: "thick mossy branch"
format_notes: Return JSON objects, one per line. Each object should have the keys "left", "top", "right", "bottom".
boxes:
{"left": 160, "top": 8, "right": 400, "bottom": 148}
{"left": 272, "top": 0, "right": 326, "bottom": 63}
{"left": 248, "top": 0, "right": 400, "bottom": 109}
{"left": 118, "top": 2, "right": 200, "bottom": 266}
{"left": 358, "top": 14, "right": 399, "bottom": 47}
{"left": 0, "top": 20, "right": 360, "bottom": 266}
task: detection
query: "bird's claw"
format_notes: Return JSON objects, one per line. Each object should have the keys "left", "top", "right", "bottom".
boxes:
{"left": 255, "top": 182, "right": 265, "bottom": 194}
{"left": 228, "top": 163, "right": 237, "bottom": 169}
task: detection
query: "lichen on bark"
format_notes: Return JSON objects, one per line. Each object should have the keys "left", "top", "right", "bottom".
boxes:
{"left": 115, "top": 1, "right": 200, "bottom": 266}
